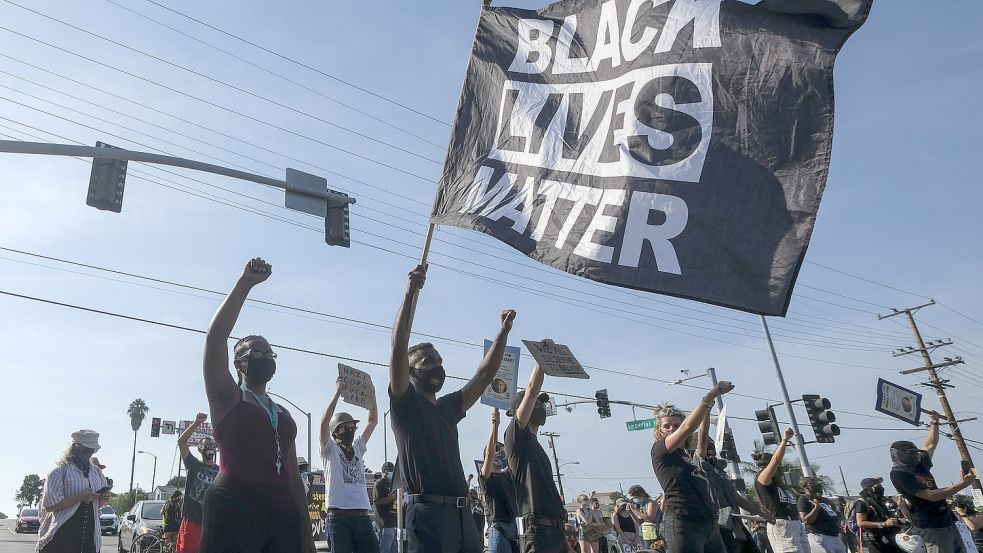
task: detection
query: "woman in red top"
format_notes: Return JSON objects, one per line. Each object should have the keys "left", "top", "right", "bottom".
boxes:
{"left": 199, "top": 257, "right": 314, "bottom": 553}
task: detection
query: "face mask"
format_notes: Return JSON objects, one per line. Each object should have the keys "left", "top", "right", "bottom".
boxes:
{"left": 631, "top": 498, "right": 642, "bottom": 506}
{"left": 335, "top": 428, "right": 356, "bottom": 445}
{"left": 531, "top": 405, "right": 548, "bottom": 427}
{"left": 581, "top": 501, "right": 591, "bottom": 509}
{"left": 385, "top": 471, "right": 394, "bottom": 480}
{"left": 412, "top": 366, "right": 446, "bottom": 394}
{"left": 244, "top": 357, "right": 277, "bottom": 384}
{"left": 202, "top": 448, "right": 216, "bottom": 460}
{"left": 872, "top": 485, "right": 884, "bottom": 497}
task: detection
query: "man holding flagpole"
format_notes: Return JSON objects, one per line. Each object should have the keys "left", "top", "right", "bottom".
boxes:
{"left": 388, "top": 263, "right": 517, "bottom": 553}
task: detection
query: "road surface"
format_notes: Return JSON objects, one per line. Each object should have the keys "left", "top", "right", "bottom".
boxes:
{"left": 2, "top": 519, "right": 120, "bottom": 553}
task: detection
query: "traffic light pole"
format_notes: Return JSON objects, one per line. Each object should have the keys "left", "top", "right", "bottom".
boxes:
{"left": 707, "top": 367, "right": 740, "bottom": 480}
{"left": 759, "top": 316, "right": 814, "bottom": 478}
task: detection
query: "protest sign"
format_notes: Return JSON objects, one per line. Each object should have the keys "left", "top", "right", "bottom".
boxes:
{"left": 522, "top": 340, "right": 589, "bottom": 379}
{"left": 430, "top": 0, "right": 872, "bottom": 315}
{"left": 875, "top": 378, "right": 922, "bottom": 426}
{"left": 481, "top": 340, "right": 521, "bottom": 409}
{"left": 715, "top": 405, "right": 728, "bottom": 447}
{"left": 177, "top": 420, "right": 213, "bottom": 446}
{"left": 338, "top": 364, "right": 376, "bottom": 409}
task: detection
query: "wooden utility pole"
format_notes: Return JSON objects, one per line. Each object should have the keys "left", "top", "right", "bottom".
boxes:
{"left": 879, "top": 301, "right": 978, "bottom": 489}
{"left": 542, "top": 432, "right": 566, "bottom": 504}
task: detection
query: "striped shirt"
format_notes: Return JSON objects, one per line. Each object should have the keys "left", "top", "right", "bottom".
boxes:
{"left": 37, "top": 462, "right": 109, "bottom": 552}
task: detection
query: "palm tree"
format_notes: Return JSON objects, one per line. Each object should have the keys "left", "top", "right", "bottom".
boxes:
{"left": 127, "top": 399, "right": 149, "bottom": 499}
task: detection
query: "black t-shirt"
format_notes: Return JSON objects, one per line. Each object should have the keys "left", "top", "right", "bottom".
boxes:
{"left": 480, "top": 472, "right": 518, "bottom": 524}
{"left": 504, "top": 419, "right": 566, "bottom": 519}
{"left": 390, "top": 384, "right": 468, "bottom": 496}
{"left": 650, "top": 439, "right": 715, "bottom": 521}
{"left": 890, "top": 468, "right": 955, "bottom": 529}
{"left": 181, "top": 453, "right": 219, "bottom": 524}
{"left": 796, "top": 495, "right": 841, "bottom": 537}
{"left": 373, "top": 476, "right": 398, "bottom": 528}
{"left": 616, "top": 511, "right": 636, "bottom": 532}
{"left": 755, "top": 480, "right": 799, "bottom": 520}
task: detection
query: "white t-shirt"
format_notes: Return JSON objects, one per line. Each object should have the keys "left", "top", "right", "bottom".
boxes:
{"left": 321, "top": 435, "right": 370, "bottom": 510}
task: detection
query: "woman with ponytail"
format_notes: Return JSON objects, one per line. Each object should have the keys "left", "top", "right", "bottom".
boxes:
{"left": 198, "top": 258, "right": 314, "bottom": 553}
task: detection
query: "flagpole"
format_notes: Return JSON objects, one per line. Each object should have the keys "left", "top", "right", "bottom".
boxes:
{"left": 406, "top": 223, "right": 436, "bottom": 332}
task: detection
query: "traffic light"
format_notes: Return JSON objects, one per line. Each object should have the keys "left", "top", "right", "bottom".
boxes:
{"left": 150, "top": 417, "right": 161, "bottom": 438}
{"left": 86, "top": 142, "right": 127, "bottom": 212}
{"left": 802, "top": 394, "right": 840, "bottom": 443}
{"left": 595, "top": 389, "right": 611, "bottom": 419}
{"left": 719, "top": 428, "right": 740, "bottom": 463}
{"left": 325, "top": 192, "right": 351, "bottom": 247}
{"left": 755, "top": 406, "right": 780, "bottom": 446}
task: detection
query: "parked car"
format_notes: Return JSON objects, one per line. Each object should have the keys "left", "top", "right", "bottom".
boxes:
{"left": 117, "top": 500, "right": 164, "bottom": 552}
{"left": 14, "top": 507, "right": 40, "bottom": 533}
{"left": 100, "top": 505, "right": 119, "bottom": 535}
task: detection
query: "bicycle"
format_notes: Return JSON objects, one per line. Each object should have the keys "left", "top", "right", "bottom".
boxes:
{"left": 131, "top": 528, "right": 175, "bottom": 553}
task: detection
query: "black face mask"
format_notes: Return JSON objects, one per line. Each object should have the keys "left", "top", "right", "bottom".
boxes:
{"left": 202, "top": 449, "right": 216, "bottom": 461}
{"left": 244, "top": 357, "right": 277, "bottom": 384}
{"left": 412, "top": 366, "right": 445, "bottom": 394}
{"left": 872, "top": 485, "right": 884, "bottom": 498}
{"left": 531, "top": 405, "right": 548, "bottom": 427}
{"left": 335, "top": 428, "right": 356, "bottom": 446}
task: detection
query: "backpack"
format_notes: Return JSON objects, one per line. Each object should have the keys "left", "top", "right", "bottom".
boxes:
{"left": 845, "top": 498, "right": 867, "bottom": 535}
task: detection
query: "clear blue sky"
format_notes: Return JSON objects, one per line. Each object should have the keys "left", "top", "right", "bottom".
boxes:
{"left": 1, "top": 0, "right": 981, "bottom": 517}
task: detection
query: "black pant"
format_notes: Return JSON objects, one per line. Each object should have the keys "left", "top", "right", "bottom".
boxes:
{"left": 199, "top": 474, "right": 306, "bottom": 553}
{"left": 661, "top": 513, "right": 726, "bottom": 553}
{"left": 522, "top": 525, "right": 567, "bottom": 553}
{"left": 405, "top": 501, "right": 482, "bottom": 553}
{"left": 327, "top": 512, "right": 378, "bottom": 553}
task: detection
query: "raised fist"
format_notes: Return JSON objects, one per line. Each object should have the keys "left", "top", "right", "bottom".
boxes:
{"left": 240, "top": 258, "right": 272, "bottom": 286}
{"left": 501, "top": 309, "right": 517, "bottom": 331}
{"left": 407, "top": 264, "right": 427, "bottom": 292}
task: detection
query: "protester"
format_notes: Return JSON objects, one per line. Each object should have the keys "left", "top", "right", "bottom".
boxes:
{"left": 754, "top": 428, "right": 808, "bottom": 553}
{"left": 753, "top": 522, "right": 776, "bottom": 553}
{"left": 852, "top": 477, "right": 901, "bottom": 553}
{"left": 796, "top": 477, "right": 846, "bottom": 553}
{"left": 388, "top": 263, "right": 516, "bottom": 553}
{"left": 626, "top": 485, "right": 662, "bottom": 550}
{"left": 37, "top": 429, "right": 111, "bottom": 553}
{"left": 953, "top": 501, "right": 983, "bottom": 552}
{"left": 890, "top": 411, "right": 977, "bottom": 553}
{"left": 176, "top": 413, "right": 219, "bottom": 553}
{"left": 651, "top": 381, "right": 734, "bottom": 553}
{"left": 375, "top": 462, "right": 399, "bottom": 553}
{"left": 161, "top": 490, "right": 183, "bottom": 545}
{"left": 505, "top": 362, "right": 568, "bottom": 553}
{"left": 480, "top": 408, "right": 519, "bottom": 553}
{"left": 576, "top": 494, "right": 604, "bottom": 553}
{"left": 199, "top": 258, "right": 314, "bottom": 553}
{"left": 613, "top": 498, "right": 642, "bottom": 549}
{"left": 319, "top": 378, "right": 380, "bottom": 553}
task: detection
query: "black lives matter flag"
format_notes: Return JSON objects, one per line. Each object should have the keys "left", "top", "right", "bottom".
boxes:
{"left": 431, "top": 0, "right": 871, "bottom": 315}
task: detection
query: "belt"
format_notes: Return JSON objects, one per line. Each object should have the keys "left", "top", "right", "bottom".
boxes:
{"left": 523, "top": 515, "right": 565, "bottom": 529}
{"left": 408, "top": 494, "right": 468, "bottom": 508}
{"left": 327, "top": 508, "right": 372, "bottom": 516}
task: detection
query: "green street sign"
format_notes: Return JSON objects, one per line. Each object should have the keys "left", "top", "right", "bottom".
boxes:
{"left": 626, "top": 418, "right": 656, "bottom": 431}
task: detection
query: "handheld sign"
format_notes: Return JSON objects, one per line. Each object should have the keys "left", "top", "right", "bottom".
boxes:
{"left": 522, "top": 340, "right": 589, "bottom": 379}
{"left": 480, "top": 341, "right": 521, "bottom": 410}
{"left": 875, "top": 378, "right": 922, "bottom": 426}
{"left": 338, "top": 364, "right": 376, "bottom": 410}
{"left": 715, "top": 405, "right": 728, "bottom": 447}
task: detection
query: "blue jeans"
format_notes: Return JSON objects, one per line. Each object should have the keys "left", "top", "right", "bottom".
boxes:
{"left": 489, "top": 521, "right": 520, "bottom": 553}
{"left": 327, "top": 513, "right": 379, "bottom": 553}
{"left": 379, "top": 527, "right": 398, "bottom": 553}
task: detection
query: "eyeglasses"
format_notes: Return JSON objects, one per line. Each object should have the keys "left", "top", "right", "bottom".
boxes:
{"left": 237, "top": 350, "right": 277, "bottom": 360}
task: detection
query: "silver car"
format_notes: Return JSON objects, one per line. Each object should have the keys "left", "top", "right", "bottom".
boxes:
{"left": 117, "top": 500, "right": 164, "bottom": 553}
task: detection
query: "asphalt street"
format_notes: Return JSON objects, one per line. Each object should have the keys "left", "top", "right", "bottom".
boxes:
{"left": 2, "top": 519, "right": 120, "bottom": 552}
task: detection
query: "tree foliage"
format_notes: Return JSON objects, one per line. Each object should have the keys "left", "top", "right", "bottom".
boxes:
{"left": 15, "top": 474, "right": 45, "bottom": 507}
{"left": 166, "top": 476, "right": 186, "bottom": 489}
{"left": 109, "top": 487, "right": 147, "bottom": 514}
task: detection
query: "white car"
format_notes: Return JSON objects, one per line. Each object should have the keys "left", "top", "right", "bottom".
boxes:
{"left": 100, "top": 505, "right": 119, "bottom": 535}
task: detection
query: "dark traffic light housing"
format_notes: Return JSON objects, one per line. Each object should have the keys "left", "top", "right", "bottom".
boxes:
{"left": 86, "top": 142, "right": 127, "bottom": 212}
{"left": 755, "top": 406, "right": 780, "bottom": 446}
{"left": 595, "top": 389, "right": 611, "bottom": 419}
{"left": 150, "top": 417, "right": 161, "bottom": 438}
{"left": 802, "top": 394, "right": 840, "bottom": 443}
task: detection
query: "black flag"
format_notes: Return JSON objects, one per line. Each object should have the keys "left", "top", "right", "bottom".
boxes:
{"left": 431, "top": 0, "right": 872, "bottom": 315}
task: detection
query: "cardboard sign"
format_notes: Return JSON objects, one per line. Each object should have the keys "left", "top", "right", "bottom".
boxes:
{"left": 161, "top": 420, "right": 176, "bottom": 435}
{"left": 339, "top": 364, "right": 376, "bottom": 409}
{"left": 715, "top": 405, "right": 728, "bottom": 447}
{"left": 522, "top": 340, "right": 589, "bottom": 379}
{"left": 875, "top": 378, "right": 922, "bottom": 425}
{"left": 177, "top": 420, "right": 214, "bottom": 446}
{"left": 480, "top": 341, "right": 520, "bottom": 410}
{"left": 972, "top": 488, "right": 983, "bottom": 510}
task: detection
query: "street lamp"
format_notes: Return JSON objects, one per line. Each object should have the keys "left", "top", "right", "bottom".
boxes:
{"left": 268, "top": 391, "right": 313, "bottom": 467}
{"left": 137, "top": 451, "right": 157, "bottom": 497}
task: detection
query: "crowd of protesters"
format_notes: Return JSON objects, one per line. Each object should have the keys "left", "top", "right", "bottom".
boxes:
{"left": 33, "top": 260, "right": 982, "bottom": 553}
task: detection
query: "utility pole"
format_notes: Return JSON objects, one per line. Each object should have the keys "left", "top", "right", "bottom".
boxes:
{"left": 759, "top": 316, "right": 814, "bottom": 477}
{"left": 879, "top": 301, "right": 978, "bottom": 489}
{"left": 707, "top": 367, "right": 740, "bottom": 480}
{"left": 541, "top": 432, "right": 566, "bottom": 504}
{"left": 838, "top": 466, "right": 851, "bottom": 498}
